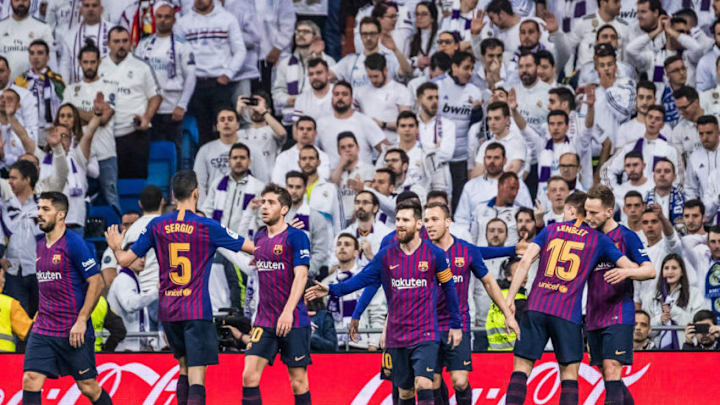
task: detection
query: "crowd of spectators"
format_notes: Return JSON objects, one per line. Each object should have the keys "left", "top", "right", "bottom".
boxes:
{"left": 1, "top": 0, "right": 720, "bottom": 352}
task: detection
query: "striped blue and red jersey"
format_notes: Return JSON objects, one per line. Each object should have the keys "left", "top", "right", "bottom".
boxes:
{"left": 253, "top": 225, "right": 311, "bottom": 329}
{"left": 131, "top": 210, "right": 247, "bottom": 322}
{"left": 528, "top": 220, "right": 625, "bottom": 324}
{"left": 330, "top": 240, "right": 461, "bottom": 348}
{"left": 437, "top": 237, "right": 489, "bottom": 331}
{"left": 586, "top": 225, "right": 649, "bottom": 330}
{"left": 33, "top": 230, "right": 100, "bottom": 337}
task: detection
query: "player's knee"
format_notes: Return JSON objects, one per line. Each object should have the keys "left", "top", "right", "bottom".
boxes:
{"left": 414, "top": 376, "right": 433, "bottom": 391}
{"left": 22, "top": 372, "right": 44, "bottom": 390}
{"left": 450, "top": 372, "right": 469, "bottom": 390}
{"left": 432, "top": 374, "right": 442, "bottom": 389}
{"left": 242, "top": 369, "right": 261, "bottom": 387}
{"left": 76, "top": 379, "right": 101, "bottom": 399}
{"left": 289, "top": 377, "right": 308, "bottom": 394}
{"left": 601, "top": 360, "right": 622, "bottom": 380}
{"left": 398, "top": 388, "right": 415, "bottom": 400}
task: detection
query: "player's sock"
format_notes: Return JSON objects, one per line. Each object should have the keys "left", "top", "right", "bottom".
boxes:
{"left": 455, "top": 384, "right": 473, "bottom": 405}
{"left": 92, "top": 389, "right": 112, "bottom": 405}
{"left": 392, "top": 386, "right": 400, "bottom": 405}
{"left": 433, "top": 388, "right": 443, "bottom": 404}
{"left": 294, "top": 391, "right": 311, "bottom": 405}
{"left": 604, "top": 380, "right": 623, "bottom": 405}
{"left": 416, "top": 389, "right": 434, "bottom": 405}
{"left": 187, "top": 385, "right": 205, "bottom": 405}
{"left": 505, "top": 371, "right": 528, "bottom": 405}
{"left": 621, "top": 382, "right": 634, "bottom": 405}
{"left": 242, "top": 386, "right": 262, "bottom": 405}
{"left": 176, "top": 375, "right": 189, "bottom": 405}
{"left": 559, "top": 380, "right": 579, "bottom": 405}
{"left": 439, "top": 379, "right": 450, "bottom": 405}
{"left": 22, "top": 390, "right": 41, "bottom": 405}
{"left": 397, "top": 397, "right": 414, "bottom": 405}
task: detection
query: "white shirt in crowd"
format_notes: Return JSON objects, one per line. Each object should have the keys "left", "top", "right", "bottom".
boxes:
{"left": 270, "top": 145, "right": 332, "bottom": 185}
{"left": 107, "top": 269, "right": 159, "bottom": 352}
{"left": 354, "top": 79, "right": 413, "bottom": 144}
{"left": 238, "top": 126, "right": 283, "bottom": 184}
{"left": 0, "top": 14, "right": 55, "bottom": 80}
{"left": 294, "top": 86, "right": 334, "bottom": 122}
{"left": 316, "top": 111, "right": 386, "bottom": 167}
{"left": 436, "top": 74, "right": 483, "bottom": 162}
{"left": 331, "top": 47, "right": 400, "bottom": 89}
{"left": 62, "top": 78, "right": 118, "bottom": 161}
{"left": 123, "top": 214, "right": 161, "bottom": 293}
{"left": 59, "top": 20, "right": 112, "bottom": 83}
{"left": 193, "top": 139, "right": 233, "bottom": 203}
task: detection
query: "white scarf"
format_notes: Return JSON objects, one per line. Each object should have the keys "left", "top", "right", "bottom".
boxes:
{"left": 210, "top": 175, "right": 255, "bottom": 223}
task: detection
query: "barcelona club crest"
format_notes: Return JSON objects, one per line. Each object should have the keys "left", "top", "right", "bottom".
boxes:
{"left": 52, "top": 254, "right": 62, "bottom": 265}
{"left": 273, "top": 244, "right": 283, "bottom": 256}
{"left": 454, "top": 257, "right": 465, "bottom": 268}
{"left": 418, "top": 261, "right": 429, "bottom": 272}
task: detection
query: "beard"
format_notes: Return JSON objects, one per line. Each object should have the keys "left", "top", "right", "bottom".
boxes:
{"left": 311, "top": 79, "right": 327, "bottom": 90}
{"left": 12, "top": 5, "right": 28, "bottom": 17}
{"left": 520, "top": 72, "right": 537, "bottom": 86}
{"left": 39, "top": 219, "right": 56, "bottom": 233}
{"left": 397, "top": 227, "right": 416, "bottom": 244}
{"left": 333, "top": 102, "right": 350, "bottom": 114}
{"left": 355, "top": 208, "right": 371, "bottom": 222}
{"left": 83, "top": 69, "right": 97, "bottom": 80}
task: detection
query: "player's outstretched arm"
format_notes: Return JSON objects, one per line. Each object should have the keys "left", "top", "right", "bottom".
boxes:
{"left": 505, "top": 242, "right": 540, "bottom": 311}
{"left": 70, "top": 273, "right": 103, "bottom": 348}
{"left": 306, "top": 255, "right": 383, "bottom": 302}
{"left": 605, "top": 256, "right": 655, "bottom": 284}
{"left": 105, "top": 225, "right": 139, "bottom": 268}
{"left": 277, "top": 265, "right": 308, "bottom": 337}
{"left": 480, "top": 273, "right": 521, "bottom": 340}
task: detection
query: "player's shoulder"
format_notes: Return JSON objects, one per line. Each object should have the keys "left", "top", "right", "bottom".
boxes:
{"left": 63, "top": 229, "right": 88, "bottom": 249}
{"left": 424, "top": 239, "right": 447, "bottom": 256}
{"left": 286, "top": 226, "right": 310, "bottom": 243}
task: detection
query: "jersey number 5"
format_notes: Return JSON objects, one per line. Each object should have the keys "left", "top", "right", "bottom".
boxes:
{"left": 169, "top": 243, "right": 191, "bottom": 285}
{"left": 544, "top": 239, "right": 585, "bottom": 281}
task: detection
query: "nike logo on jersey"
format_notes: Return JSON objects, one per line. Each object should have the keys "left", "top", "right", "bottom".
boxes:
{"left": 389, "top": 264, "right": 399, "bottom": 269}
{"left": 294, "top": 355, "right": 306, "bottom": 361}
{"left": 426, "top": 367, "right": 434, "bottom": 372}
{"left": 78, "top": 368, "right": 90, "bottom": 375}
{"left": 463, "top": 361, "right": 471, "bottom": 366}
{"left": 615, "top": 350, "right": 626, "bottom": 355}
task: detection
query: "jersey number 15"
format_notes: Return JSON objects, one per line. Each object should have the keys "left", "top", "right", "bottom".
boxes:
{"left": 170, "top": 243, "right": 191, "bottom": 285}
{"left": 544, "top": 239, "right": 585, "bottom": 281}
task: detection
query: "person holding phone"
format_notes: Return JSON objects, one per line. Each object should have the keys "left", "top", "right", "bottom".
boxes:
{"left": 683, "top": 310, "right": 720, "bottom": 351}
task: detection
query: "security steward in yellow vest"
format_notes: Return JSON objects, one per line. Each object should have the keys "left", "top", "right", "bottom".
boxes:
{"left": 486, "top": 257, "right": 528, "bottom": 351}
{"left": 0, "top": 268, "right": 33, "bottom": 351}
{"left": 90, "top": 295, "right": 127, "bottom": 352}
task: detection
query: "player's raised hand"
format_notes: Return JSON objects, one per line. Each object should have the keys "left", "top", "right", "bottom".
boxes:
{"left": 505, "top": 314, "right": 521, "bottom": 341}
{"left": 276, "top": 310, "right": 293, "bottom": 337}
{"left": 348, "top": 318, "right": 360, "bottom": 343}
{"left": 290, "top": 217, "right": 306, "bottom": 230}
{"left": 304, "top": 280, "right": 330, "bottom": 301}
{"left": 604, "top": 267, "right": 630, "bottom": 284}
{"left": 104, "top": 224, "right": 124, "bottom": 251}
{"left": 69, "top": 318, "right": 86, "bottom": 348}
{"left": 448, "top": 328, "right": 462, "bottom": 350}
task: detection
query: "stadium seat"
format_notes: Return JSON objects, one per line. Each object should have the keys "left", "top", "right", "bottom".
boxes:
{"left": 181, "top": 115, "right": 199, "bottom": 170}
{"left": 117, "top": 178, "right": 146, "bottom": 213}
{"left": 147, "top": 141, "right": 178, "bottom": 190}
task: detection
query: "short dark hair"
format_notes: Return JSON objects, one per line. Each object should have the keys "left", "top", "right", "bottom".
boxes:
{"left": 108, "top": 25, "right": 129, "bottom": 40}
{"left": 39, "top": 191, "right": 69, "bottom": 214}
{"left": 637, "top": 80, "right": 656, "bottom": 96}
{"left": 713, "top": 18, "right": 720, "bottom": 35}
{"left": 517, "top": 50, "right": 539, "bottom": 65}
{"left": 300, "top": 144, "right": 319, "bottom": 159}
{"left": 78, "top": 40, "right": 100, "bottom": 61}
{"left": 487, "top": 101, "right": 510, "bottom": 117}
{"left": 709, "top": 225, "right": 720, "bottom": 235}
{"left": 364, "top": 52, "right": 387, "bottom": 71}
{"left": 451, "top": 51, "right": 475, "bottom": 66}
{"left": 386, "top": 148, "right": 409, "bottom": 167}
{"left": 307, "top": 58, "right": 328, "bottom": 69}
{"left": 359, "top": 16, "right": 382, "bottom": 33}
{"left": 664, "top": 54, "right": 684, "bottom": 69}
{"left": 171, "top": 170, "right": 198, "bottom": 202}
{"left": 487, "top": 217, "right": 508, "bottom": 232}
{"left": 549, "top": 87, "right": 576, "bottom": 111}
{"left": 139, "top": 185, "right": 163, "bottom": 212}
{"left": 586, "top": 185, "right": 615, "bottom": 209}
{"left": 375, "top": 168, "right": 396, "bottom": 186}
{"left": 624, "top": 150, "right": 644, "bottom": 161}
{"left": 430, "top": 51, "right": 452, "bottom": 71}
{"left": 337, "top": 232, "right": 360, "bottom": 250}
{"left": 261, "top": 183, "right": 292, "bottom": 208}
{"left": 426, "top": 190, "right": 449, "bottom": 204}
{"left": 515, "top": 207, "right": 534, "bottom": 222}
{"left": 596, "top": 24, "right": 617, "bottom": 41}
{"left": 480, "top": 38, "right": 504, "bottom": 55}
{"left": 356, "top": 190, "right": 379, "bottom": 207}
{"left": 536, "top": 49, "right": 554, "bottom": 67}
{"left": 653, "top": 157, "right": 675, "bottom": 173}
{"left": 486, "top": 0, "right": 514, "bottom": 15}
{"left": 296, "top": 115, "right": 317, "bottom": 130}
{"left": 594, "top": 42, "right": 616, "bottom": 58}
{"left": 498, "top": 171, "right": 518, "bottom": 185}
{"left": 673, "top": 8, "right": 698, "bottom": 26}
{"left": 673, "top": 85, "right": 699, "bottom": 103}
{"left": 337, "top": 131, "right": 358, "bottom": 147}
{"left": 396, "top": 191, "right": 420, "bottom": 205}
{"left": 417, "top": 81, "right": 438, "bottom": 98}
{"left": 29, "top": 39, "right": 50, "bottom": 55}
{"left": 684, "top": 198, "right": 705, "bottom": 215}
{"left": 697, "top": 114, "right": 719, "bottom": 127}
{"left": 636, "top": 309, "right": 651, "bottom": 321}
{"left": 485, "top": 142, "right": 506, "bottom": 157}
{"left": 424, "top": 201, "right": 451, "bottom": 218}
{"left": 547, "top": 175, "right": 569, "bottom": 189}
{"left": 230, "top": 142, "right": 251, "bottom": 158}
{"left": 624, "top": 190, "right": 644, "bottom": 202}
{"left": 217, "top": 107, "right": 239, "bottom": 121}
{"left": 333, "top": 80, "right": 353, "bottom": 95}
{"left": 565, "top": 191, "right": 587, "bottom": 216}
{"left": 637, "top": 0, "right": 663, "bottom": 13}
{"left": 396, "top": 110, "right": 418, "bottom": 126}
{"left": 693, "top": 310, "right": 718, "bottom": 325}
{"left": 396, "top": 199, "right": 422, "bottom": 219}
{"left": 647, "top": 104, "right": 666, "bottom": 119}
{"left": 9, "top": 160, "right": 38, "bottom": 189}
{"left": 286, "top": 170, "right": 308, "bottom": 186}
{"left": 547, "top": 109, "right": 569, "bottom": 125}
{"left": 0, "top": 55, "right": 8, "bottom": 70}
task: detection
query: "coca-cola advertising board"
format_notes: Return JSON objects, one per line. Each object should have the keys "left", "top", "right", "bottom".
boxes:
{"left": 0, "top": 352, "right": 717, "bottom": 404}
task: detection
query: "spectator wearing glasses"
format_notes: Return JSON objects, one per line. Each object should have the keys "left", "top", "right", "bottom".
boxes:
{"left": 683, "top": 310, "right": 720, "bottom": 350}
{"left": 408, "top": 2, "right": 439, "bottom": 75}
{"left": 435, "top": 30, "right": 460, "bottom": 57}
{"left": 671, "top": 86, "right": 705, "bottom": 158}
{"left": 659, "top": 55, "right": 690, "bottom": 128}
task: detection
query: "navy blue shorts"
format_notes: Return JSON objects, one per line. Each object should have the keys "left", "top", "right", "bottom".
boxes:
{"left": 587, "top": 324, "right": 634, "bottom": 367}
{"left": 24, "top": 332, "right": 97, "bottom": 380}
{"left": 387, "top": 341, "right": 439, "bottom": 390}
{"left": 162, "top": 320, "right": 219, "bottom": 367}
{"left": 514, "top": 310, "right": 583, "bottom": 365}
{"left": 245, "top": 326, "right": 311, "bottom": 368}
{"left": 435, "top": 331, "right": 472, "bottom": 373}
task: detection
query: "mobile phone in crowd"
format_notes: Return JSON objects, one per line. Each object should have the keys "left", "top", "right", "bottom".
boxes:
{"left": 694, "top": 323, "right": 710, "bottom": 334}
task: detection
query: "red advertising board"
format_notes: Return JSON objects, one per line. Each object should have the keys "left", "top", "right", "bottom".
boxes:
{"left": 0, "top": 352, "right": 716, "bottom": 404}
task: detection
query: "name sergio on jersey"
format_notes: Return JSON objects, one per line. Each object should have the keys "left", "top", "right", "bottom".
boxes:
{"left": 256, "top": 260, "right": 285, "bottom": 271}
{"left": 391, "top": 278, "right": 428, "bottom": 289}
{"left": 165, "top": 223, "right": 195, "bottom": 234}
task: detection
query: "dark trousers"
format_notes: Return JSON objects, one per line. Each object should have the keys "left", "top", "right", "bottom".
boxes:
{"left": 220, "top": 257, "right": 244, "bottom": 311}
{"left": 189, "top": 78, "right": 237, "bottom": 147}
{"left": 449, "top": 161, "right": 468, "bottom": 215}
{"left": 258, "top": 60, "right": 274, "bottom": 100}
{"left": 151, "top": 114, "right": 183, "bottom": 166}
{"left": 115, "top": 130, "right": 150, "bottom": 178}
{"left": 5, "top": 272, "right": 39, "bottom": 318}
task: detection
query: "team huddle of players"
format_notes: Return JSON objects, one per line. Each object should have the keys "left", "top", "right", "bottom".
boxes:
{"left": 18, "top": 170, "right": 654, "bottom": 405}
